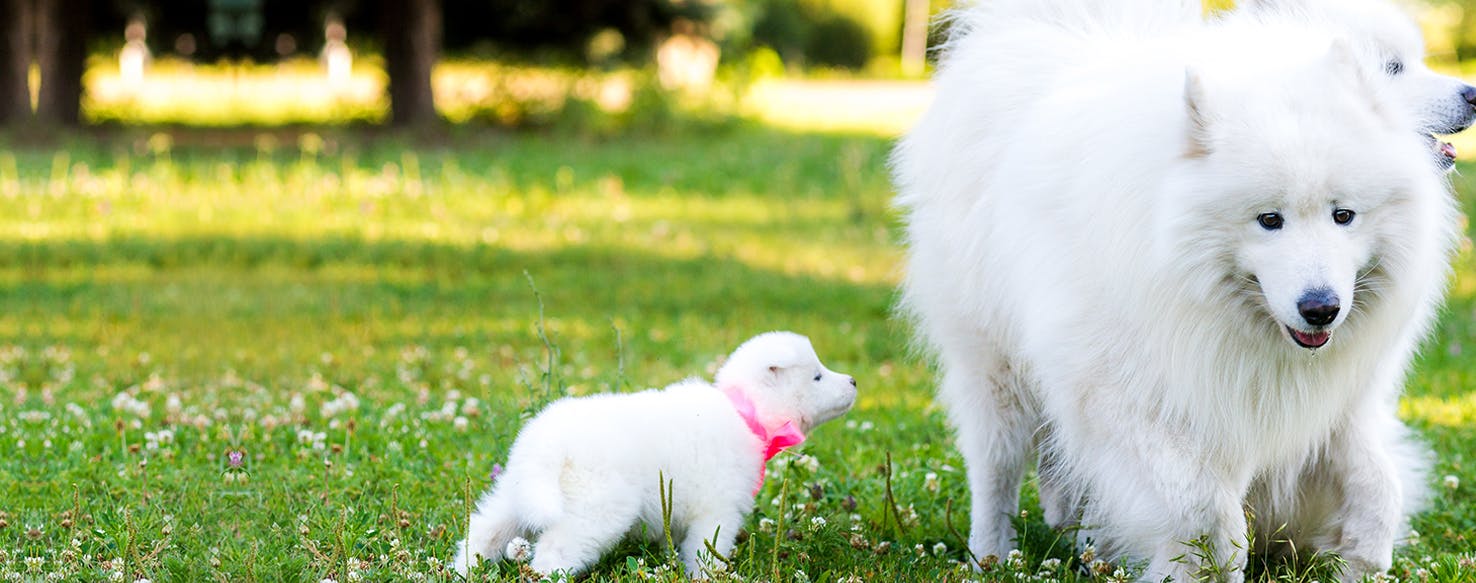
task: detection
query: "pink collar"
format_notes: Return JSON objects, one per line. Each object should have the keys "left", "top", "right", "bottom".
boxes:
{"left": 722, "top": 386, "right": 805, "bottom": 493}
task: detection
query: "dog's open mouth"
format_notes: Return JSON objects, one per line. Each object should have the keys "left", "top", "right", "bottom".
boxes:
{"left": 1426, "top": 133, "right": 1459, "bottom": 168}
{"left": 1286, "top": 326, "right": 1331, "bottom": 349}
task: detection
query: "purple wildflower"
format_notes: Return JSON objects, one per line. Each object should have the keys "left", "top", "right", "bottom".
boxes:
{"left": 227, "top": 450, "right": 245, "bottom": 468}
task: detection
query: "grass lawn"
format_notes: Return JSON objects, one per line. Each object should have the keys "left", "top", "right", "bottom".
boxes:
{"left": 1, "top": 115, "right": 1473, "bottom": 581}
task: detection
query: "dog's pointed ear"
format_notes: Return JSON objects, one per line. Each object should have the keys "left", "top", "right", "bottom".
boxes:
{"left": 1184, "top": 70, "right": 1212, "bottom": 158}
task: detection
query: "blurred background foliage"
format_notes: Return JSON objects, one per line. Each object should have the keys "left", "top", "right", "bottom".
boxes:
{"left": 3, "top": 0, "right": 1476, "bottom": 130}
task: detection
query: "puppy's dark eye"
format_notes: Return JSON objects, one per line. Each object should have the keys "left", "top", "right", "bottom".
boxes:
{"left": 1385, "top": 59, "right": 1404, "bottom": 76}
{"left": 1257, "top": 212, "right": 1284, "bottom": 230}
{"left": 813, "top": 372, "right": 822, "bottom": 381}
{"left": 1333, "top": 208, "right": 1356, "bottom": 225}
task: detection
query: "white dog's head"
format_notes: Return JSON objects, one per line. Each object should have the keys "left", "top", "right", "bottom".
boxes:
{"left": 1235, "top": 0, "right": 1476, "bottom": 169}
{"left": 716, "top": 332, "right": 856, "bottom": 431}
{"left": 1177, "top": 44, "right": 1444, "bottom": 352}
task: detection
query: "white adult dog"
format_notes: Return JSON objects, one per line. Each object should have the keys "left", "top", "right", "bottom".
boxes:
{"left": 894, "top": 1, "right": 1464, "bottom": 581}
{"left": 452, "top": 332, "right": 856, "bottom": 578}
{"left": 1218, "top": 0, "right": 1476, "bottom": 169}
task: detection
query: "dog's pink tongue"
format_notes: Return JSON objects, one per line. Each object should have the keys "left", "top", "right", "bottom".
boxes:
{"left": 1293, "top": 330, "right": 1330, "bottom": 348}
{"left": 1442, "top": 141, "right": 1459, "bottom": 160}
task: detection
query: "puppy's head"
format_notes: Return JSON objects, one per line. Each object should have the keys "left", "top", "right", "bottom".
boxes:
{"left": 1239, "top": 0, "right": 1476, "bottom": 168}
{"left": 716, "top": 332, "right": 856, "bottom": 432}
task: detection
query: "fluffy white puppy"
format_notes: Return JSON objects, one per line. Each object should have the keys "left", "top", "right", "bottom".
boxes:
{"left": 452, "top": 332, "right": 857, "bottom": 578}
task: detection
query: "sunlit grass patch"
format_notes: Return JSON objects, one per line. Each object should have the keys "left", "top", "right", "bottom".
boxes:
{"left": 1, "top": 127, "right": 1473, "bottom": 581}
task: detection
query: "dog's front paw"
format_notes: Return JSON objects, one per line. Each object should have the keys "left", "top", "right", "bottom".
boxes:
{"left": 1336, "top": 556, "right": 1390, "bottom": 583}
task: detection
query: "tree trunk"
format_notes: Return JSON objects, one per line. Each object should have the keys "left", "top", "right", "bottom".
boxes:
{"left": 34, "top": 0, "right": 88, "bottom": 125}
{"left": 382, "top": 0, "right": 440, "bottom": 127}
{"left": 900, "top": 0, "right": 929, "bottom": 77}
{"left": 0, "top": 0, "right": 32, "bottom": 123}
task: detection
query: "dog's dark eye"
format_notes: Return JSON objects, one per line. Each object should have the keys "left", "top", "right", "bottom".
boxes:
{"left": 1333, "top": 208, "right": 1356, "bottom": 225}
{"left": 1385, "top": 59, "right": 1404, "bottom": 76}
{"left": 813, "top": 372, "right": 822, "bottom": 381}
{"left": 1257, "top": 212, "right": 1284, "bottom": 230}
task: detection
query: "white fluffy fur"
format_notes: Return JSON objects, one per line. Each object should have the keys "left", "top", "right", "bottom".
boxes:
{"left": 894, "top": 1, "right": 1462, "bottom": 581}
{"left": 1219, "top": 0, "right": 1476, "bottom": 162}
{"left": 452, "top": 332, "right": 856, "bottom": 578}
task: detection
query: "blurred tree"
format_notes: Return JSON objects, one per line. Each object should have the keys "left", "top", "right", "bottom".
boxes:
{"left": 750, "top": 0, "right": 873, "bottom": 69}
{"left": 381, "top": 0, "right": 440, "bottom": 126}
{"left": 430, "top": 0, "right": 698, "bottom": 62}
{"left": 0, "top": 0, "right": 31, "bottom": 123}
{"left": 35, "top": 0, "right": 91, "bottom": 125}
{"left": 900, "top": 0, "right": 927, "bottom": 75}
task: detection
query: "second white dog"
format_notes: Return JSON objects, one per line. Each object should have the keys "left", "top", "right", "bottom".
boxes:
{"left": 452, "top": 331, "right": 857, "bottom": 578}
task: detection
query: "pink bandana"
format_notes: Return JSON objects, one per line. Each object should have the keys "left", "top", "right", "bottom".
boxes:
{"left": 722, "top": 386, "right": 805, "bottom": 494}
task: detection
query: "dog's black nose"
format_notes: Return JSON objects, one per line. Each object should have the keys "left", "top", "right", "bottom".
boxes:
{"left": 1463, "top": 85, "right": 1476, "bottom": 108}
{"left": 849, "top": 377, "right": 857, "bottom": 388}
{"left": 1297, "top": 289, "right": 1340, "bottom": 327}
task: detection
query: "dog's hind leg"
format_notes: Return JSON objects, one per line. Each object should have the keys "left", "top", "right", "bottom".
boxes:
{"left": 937, "top": 343, "right": 1037, "bottom": 565}
{"left": 528, "top": 493, "right": 638, "bottom": 578}
{"left": 453, "top": 489, "right": 520, "bottom": 576}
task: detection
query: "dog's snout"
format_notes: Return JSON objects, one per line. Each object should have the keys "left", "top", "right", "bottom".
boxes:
{"left": 1297, "top": 289, "right": 1340, "bottom": 327}
{"left": 1463, "top": 85, "right": 1476, "bottom": 108}
{"left": 848, "top": 376, "right": 857, "bottom": 388}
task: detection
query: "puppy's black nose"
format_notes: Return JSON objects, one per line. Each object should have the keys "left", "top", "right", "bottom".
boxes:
{"left": 849, "top": 377, "right": 857, "bottom": 388}
{"left": 1297, "top": 289, "right": 1340, "bottom": 327}
{"left": 1463, "top": 85, "right": 1476, "bottom": 108}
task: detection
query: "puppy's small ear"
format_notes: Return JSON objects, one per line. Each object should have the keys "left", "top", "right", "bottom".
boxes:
{"left": 1184, "top": 70, "right": 1212, "bottom": 158}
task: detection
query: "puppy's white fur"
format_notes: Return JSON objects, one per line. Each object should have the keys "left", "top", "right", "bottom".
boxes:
{"left": 452, "top": 332, "right": 856, "bottom": 578}
{"left": 895, "top": 2, "right": 1460, "bottom": 582}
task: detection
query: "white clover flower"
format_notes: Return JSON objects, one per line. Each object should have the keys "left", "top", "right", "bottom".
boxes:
{"left": 1040, "top": 557, "right": 1062, "bottom": 572}
{"left": 110, "top": 392, "right": 150, "bottom": 418}
{"left": 932, "top": 542, "right": 947, "bottom": 557}
{"left": 810, "top": 516, "right": 827, "bottom": 530}
{"left": 453, "top": 416, "right": 469, "bottom": 432}
{"left": 506, "top": 537, "right": 533, "bottom": 562}
{"left": 796, "top": 454, "right": 820, "bottom": 473}
{"left": 923, "top": 472, "right": 940, "bottom": 493}
{"left": 1443, "top": 475, "right": 1459, "bottom": 490}
{"left": 758, "top": 517, "right": 776, "bottom": 532}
